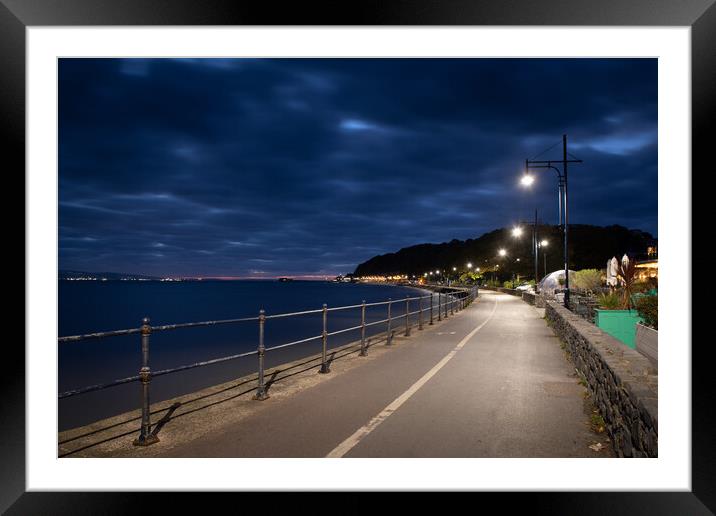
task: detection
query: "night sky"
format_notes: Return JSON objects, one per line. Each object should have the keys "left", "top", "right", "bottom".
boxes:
{"left": 59, "top": 58, "right": 657, "bottom": 278}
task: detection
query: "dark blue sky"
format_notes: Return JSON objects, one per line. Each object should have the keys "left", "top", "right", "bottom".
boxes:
{"left": 59, "top": 58, "right": 657, "bottom": 278}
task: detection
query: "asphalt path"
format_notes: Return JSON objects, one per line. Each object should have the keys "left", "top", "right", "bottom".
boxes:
{"left": 161, "top": 290, "right": 611, "bottom": 458}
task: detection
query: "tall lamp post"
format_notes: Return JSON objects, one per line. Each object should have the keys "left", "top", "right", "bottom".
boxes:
{"left": 522, "top": 134, "right": 582, "bottom": 308}
{"left": 538, "top": 239, "right": 549, "bottom": 287}
{"left": 518, "top": 178, "right": 541, "bottom": 288}
{"left": 512, "top": 216, "right": 539, "bottom": 286}
{"left": 497, "top": 249, "right": 507, "bottom": 285}
{"left": 532, "top": 210, "right": 538, "bottom": 285}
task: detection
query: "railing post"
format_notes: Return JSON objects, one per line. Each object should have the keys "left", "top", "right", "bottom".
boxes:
{"left": 319, "top": 304, "right": 330, "bottom": 373}
{"left": 359, "top": 300, "right": 367, "bottom": 357}
{"left": 450, "top": 294, "right": 454, "bottom": 315}
{"left": 429, "top": 293, "right": 434, "bottom": 325}
{"left": 418, "top": 296, "right": 423, "bottom": 330}
{"left": 133, "top": 317, "right": 158, "bottom": 446}
{"left": 253, "top": 309, "right": 269, "bottom": 400}
{"left": 386, "top": 298, "right": 392, "bottom": 345}
{"left": 445, "top": 293, "right": 449, "bottom": 319}
{"left": 438, "top": 292, "right": 442, "bottom": 321}
{"left": 405, "top": 296, "right": 410, "bottom": 336}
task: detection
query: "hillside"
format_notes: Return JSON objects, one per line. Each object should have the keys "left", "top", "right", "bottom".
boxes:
{"left": 353, "top": 224, "right": 656, "bottom": 280}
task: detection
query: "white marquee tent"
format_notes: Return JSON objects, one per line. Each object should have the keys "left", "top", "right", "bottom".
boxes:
{"left": 538, "top": 269, "right": 576, "bottom": 295}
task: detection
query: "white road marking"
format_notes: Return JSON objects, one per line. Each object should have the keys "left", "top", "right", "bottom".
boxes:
{"left": 326, "top": 295, "right": 500, "bottom": 458}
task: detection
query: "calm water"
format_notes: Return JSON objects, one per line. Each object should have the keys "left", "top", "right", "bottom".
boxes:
{"left": 59, "top": 280, "right": 431, "bottom": 430}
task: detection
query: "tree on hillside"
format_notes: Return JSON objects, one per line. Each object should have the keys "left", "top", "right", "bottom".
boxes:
{"left": 353, "top": 225, "right": 656, "bottom": 279}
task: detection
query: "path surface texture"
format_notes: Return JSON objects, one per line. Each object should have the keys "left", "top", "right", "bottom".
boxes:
{"left": 62, "top": 290, "right": 613, "bottom": 458}
{"left": 59, "top": 291, "right": 613, "bottom": 458}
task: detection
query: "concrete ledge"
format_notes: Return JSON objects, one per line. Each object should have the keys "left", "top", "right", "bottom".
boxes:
{"left": 635, "top": 323, "right": 658, "bottom": 370}
{"left": 545, "top": 301, "right": 658, "bottom": 458}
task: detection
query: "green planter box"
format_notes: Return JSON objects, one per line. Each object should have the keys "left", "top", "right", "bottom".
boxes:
{"left": 594, "top": 309, "right": 644, "bottom": 348}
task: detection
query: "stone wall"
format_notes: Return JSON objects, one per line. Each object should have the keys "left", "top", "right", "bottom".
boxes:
{"left": 567, "top": 294, "right": 599, "bottom": 323}
{"left": 521, "top": 291, "right": 546, "bottom": 307}
{"left": 545, "top": 301, "right": 658, "bottom": 458}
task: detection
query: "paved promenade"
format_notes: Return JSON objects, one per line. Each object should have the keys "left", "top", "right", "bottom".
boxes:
{"left": 169, "top": 290, "right": 610, "bottom": 457}
{"left": 61, "top": 290, "right": 612, "bottom": 458}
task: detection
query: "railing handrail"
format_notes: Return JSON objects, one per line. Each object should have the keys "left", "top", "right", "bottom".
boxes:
{"left": 57, "top": 289, "right": 469, "bottom": 343}
{"left": 58, "top": 284, "right": 478, "bottom": 446}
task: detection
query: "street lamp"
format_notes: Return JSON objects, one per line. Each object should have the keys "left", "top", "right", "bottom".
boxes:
{"left": 538, "top": 240, "right": 549, "bottom": 278}
{"left": 520, "top": 175, "right": 535, "bottom": 187}
{"left": 511, "top": 223, "right": 535, "bottom": 286}
{"left": 496, "top": 249, "right": 508, "bottom": 285}
{"left": 467, "top": 262, "right": 473, "bottom": 269}
{"left": 524, "top": 134, "right": 582, "bottom": 308}
{"left": 517, "top": 179, "right": 541, "bottom": 287}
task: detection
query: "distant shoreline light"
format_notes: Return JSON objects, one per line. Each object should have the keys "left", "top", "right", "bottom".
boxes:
{"left": 59, "top": 275, "right": 341, "bottom": 282}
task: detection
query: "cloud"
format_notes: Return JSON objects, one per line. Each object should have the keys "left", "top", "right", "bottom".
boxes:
{"left": 339, "top": 119, "right": 379, "bottom": 132}
{"left": 572, "top": 130, "right": 657, "bottom": 156}
{"left": 59, "top": 58, "right": 657, "bottom": 276}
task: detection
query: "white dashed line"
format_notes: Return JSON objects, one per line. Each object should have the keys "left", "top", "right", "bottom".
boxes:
{"left": 326, "top": 295, "right": 499, "bottom": 458}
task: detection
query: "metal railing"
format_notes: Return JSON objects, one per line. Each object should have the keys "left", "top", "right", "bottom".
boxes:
{"left": 58, "top": 286, "right": 478, "bottom": 446}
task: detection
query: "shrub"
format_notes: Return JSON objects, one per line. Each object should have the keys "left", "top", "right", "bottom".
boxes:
{"left": 633, "top": 277, "right": 658, "bottom": 294}
{"left": 632, "top": 282, "right": 650, "bottom": 294}
{"left": 503, "top": 280, "right": 514, "bottom": 289}
{"left": 636, "top": 294, "right": 658, "bottom": 330}
{"left": 573, "top": 269, "right": 603, "bottom": 291}
{"left": 597, "top": 292, "right": 621, "bottom": 309}
{"left": 459, "top": 271, "right": 482, "bottom": 283}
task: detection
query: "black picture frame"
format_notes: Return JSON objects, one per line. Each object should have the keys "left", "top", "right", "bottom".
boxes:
{"left": 4, "top": 0, "right": 712, "bottom": 512}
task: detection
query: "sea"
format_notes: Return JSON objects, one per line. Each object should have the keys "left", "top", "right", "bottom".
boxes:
{"left": 58, "top": 280, "right": 432, "bottom": 430}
